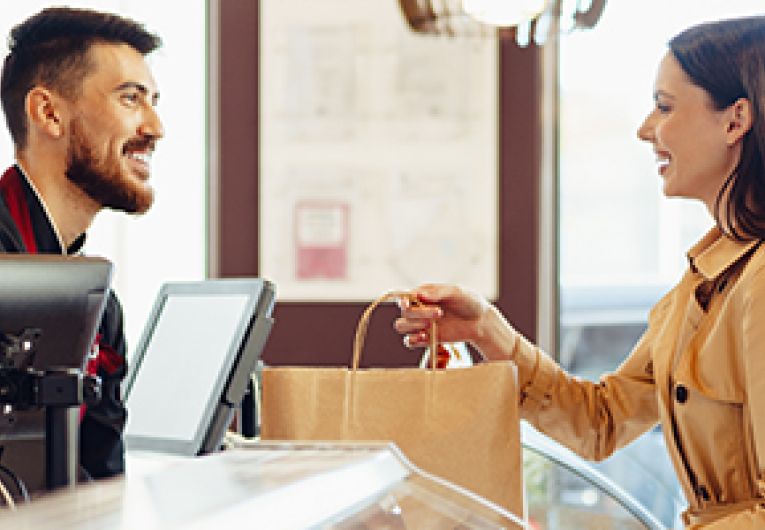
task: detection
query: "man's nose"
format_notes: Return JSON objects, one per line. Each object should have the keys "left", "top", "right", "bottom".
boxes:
{"left": 139, "top": 105, "right": 164, "bottom": 140}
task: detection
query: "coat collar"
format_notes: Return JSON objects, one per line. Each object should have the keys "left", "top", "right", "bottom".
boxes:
{"left": 686, "top": 226, "right": 760, "bottom": 281}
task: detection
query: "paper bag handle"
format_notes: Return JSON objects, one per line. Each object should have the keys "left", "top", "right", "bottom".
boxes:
{"left": 352, "top": 291, "right": 438, "bottom": 371}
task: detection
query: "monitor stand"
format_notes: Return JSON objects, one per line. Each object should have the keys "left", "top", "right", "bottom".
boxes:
{"left": 0, "top": 329, "right": 101, "bottom": 493}
{"left": 0, "top": 368, "right": 95, "bottom": 491}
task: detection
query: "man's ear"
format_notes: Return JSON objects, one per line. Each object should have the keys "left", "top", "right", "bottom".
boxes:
{"left": 24, "top": 87, "right": 65, "bottom": 139}
{"left": 725, "top": 97, "right": 753, "bottom": 145}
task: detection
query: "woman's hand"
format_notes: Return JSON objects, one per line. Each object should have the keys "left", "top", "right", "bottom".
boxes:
{"left": 394, "top": 284, "right": 517, "bottom": 360}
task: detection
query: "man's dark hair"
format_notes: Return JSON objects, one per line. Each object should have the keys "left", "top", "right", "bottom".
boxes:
{"left": 0, "top": 7, "right": 161, "bottom": 150}
{"left": 670, "top": 16, "right": 765, "bottom": 240}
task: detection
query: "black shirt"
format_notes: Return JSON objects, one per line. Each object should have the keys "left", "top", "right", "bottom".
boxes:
{"left": 0, "top": 164, "right": 126, "bottom": 479}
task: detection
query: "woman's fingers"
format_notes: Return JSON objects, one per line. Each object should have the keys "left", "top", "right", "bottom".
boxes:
{"left": 403, "top": 330, "right": 430, "bottom": 349}
{"left": 394, "top": 316, "right": 431, "bottom": 334}
{"left": 396, "top": 298, "right": 436, "bottom": 350}
{"left": 395, "top": 285, "right": 474, "bottom": 350}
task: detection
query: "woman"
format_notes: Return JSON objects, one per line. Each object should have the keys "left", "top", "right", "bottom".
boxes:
{"left": 396, "top": 16, "right": 765, "bottom": 529}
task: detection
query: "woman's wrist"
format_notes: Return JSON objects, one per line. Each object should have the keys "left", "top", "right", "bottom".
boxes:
{"left": 471, "top": 305, "right": 520, "bottom": 361}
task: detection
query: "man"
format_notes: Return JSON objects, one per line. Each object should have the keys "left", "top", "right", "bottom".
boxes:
{"left": 0, "top": 7, "right": 163, "bottom": 479}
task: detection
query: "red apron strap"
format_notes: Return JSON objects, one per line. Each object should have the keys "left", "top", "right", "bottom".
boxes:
{"left": 0, "top": 166, "right": 38, "bottom": 253}
{"left": 80, "top": 333, "right": 125, "bottom": 421}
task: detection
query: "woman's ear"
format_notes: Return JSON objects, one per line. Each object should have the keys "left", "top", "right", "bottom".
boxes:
{"left": 725, "top": 97, "right": 753, "bottom": 145}
{"left": 24, "top": 87, "right": 65, "bottom": 140}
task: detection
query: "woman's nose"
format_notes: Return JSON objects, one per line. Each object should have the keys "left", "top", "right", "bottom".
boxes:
{"left": 637, "top": 112, "right": 655, "bottom": 143}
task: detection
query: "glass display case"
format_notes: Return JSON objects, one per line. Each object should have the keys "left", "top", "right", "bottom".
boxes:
{"left": 521, "top": 423, "right": 666, "bottom": 530}
{"left": 0, "top": 442, "right": 525, "bottom": 529}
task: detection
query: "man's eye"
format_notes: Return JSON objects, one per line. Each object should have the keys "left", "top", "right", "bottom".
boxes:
{"left": 121, "top": 93, "right": 139, "bottom": 105}
{"left": 656, "top": 102, "right": 672, "bottom": 113}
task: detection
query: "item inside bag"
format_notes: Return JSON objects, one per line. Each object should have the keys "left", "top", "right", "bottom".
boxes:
{"left": 419, "top": 342, "right": 473, "bottom": 369}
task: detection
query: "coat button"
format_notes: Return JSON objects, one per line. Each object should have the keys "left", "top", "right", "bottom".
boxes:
{"left": 696, "top": 484, "right": 710, "bottom": 501}
{"left": 675, "top": 384, "right": 689, "bottom": 404}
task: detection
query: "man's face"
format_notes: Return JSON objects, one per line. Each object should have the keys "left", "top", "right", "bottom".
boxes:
{"left": 64, "top": 42, "right": 163, "bottom": 214}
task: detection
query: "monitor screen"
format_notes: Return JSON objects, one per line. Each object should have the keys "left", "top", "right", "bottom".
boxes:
{"left": 124, "top": 279, "right": 275, "bottom": 456}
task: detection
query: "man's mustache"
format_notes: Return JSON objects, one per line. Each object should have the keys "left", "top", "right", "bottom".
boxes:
{"left": 122, "top": 136, "right": 157, "bottom": 154}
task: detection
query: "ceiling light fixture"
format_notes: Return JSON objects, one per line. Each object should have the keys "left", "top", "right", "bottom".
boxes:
{"left": 461, "top": 0, "right": 546, "bottom": 27}
{"left": 398, "top": 0, "right": 607, "bottom": 45}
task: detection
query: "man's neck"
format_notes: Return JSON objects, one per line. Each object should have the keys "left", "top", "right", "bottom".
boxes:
{"left": 15, "top": 155, "right": 100, "bottom": 249}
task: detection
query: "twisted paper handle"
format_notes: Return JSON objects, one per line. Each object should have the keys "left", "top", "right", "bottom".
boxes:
{"left": 352, "top": 291, "right": 438, "bottom": 371}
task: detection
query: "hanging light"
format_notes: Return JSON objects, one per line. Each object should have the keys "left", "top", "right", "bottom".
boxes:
{"left": 461, "top": 0, "right": 546, "bottom": 27}
{"left": 398, "top": 0, "right": 607, "bottom": 44}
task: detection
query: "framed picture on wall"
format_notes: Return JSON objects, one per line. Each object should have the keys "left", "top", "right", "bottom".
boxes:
{"left": 259, "top": 0, "right": 499, "bottom": 301}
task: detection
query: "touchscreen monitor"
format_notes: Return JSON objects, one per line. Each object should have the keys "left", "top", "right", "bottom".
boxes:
{"left": 124, "top": 279, "right": 275, "bottom": 456}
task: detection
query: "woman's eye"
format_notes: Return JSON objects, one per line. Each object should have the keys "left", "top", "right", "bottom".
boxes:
{"left": 656, "top": 103, "right": 672, "bottom": 113}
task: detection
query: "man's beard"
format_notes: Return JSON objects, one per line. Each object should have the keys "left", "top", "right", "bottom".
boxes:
{"left": 65, "top": 119, "right": 154, "bottom": 214}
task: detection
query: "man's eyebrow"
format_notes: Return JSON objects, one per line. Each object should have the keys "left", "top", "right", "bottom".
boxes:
{"left": 115, "top": 81, "right": 160, "bottom": 104}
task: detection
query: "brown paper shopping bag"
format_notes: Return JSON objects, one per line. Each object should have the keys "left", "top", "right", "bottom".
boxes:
{"left": 260, "top": 292, "right": 523, "bottom": 516}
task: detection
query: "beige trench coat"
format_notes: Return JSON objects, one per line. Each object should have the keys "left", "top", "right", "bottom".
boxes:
{"left": 512, "top": 228, "right": 765, "bottom": 528}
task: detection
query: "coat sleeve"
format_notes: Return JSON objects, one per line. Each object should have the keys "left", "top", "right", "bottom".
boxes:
{"left": 511, "top": 300, "right": 667, "bottom": 461}
{"left": 688, "top": 506, "right": 765, "bottom": 529}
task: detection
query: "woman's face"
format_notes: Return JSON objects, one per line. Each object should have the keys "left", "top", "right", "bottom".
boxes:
{"left": 637, "top": 51, "right": 742, "bottom": 213}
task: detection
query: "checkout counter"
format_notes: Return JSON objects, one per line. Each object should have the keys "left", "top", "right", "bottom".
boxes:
{"left": 0, "top": 441, "right": 525, "bottom": 529}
